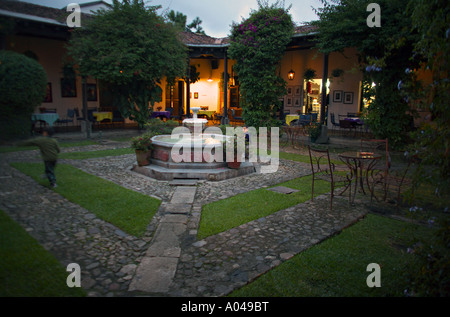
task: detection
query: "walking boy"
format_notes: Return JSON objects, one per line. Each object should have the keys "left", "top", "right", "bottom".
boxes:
{"left": 20, "top": 127, "right": 61, "bottom": 187}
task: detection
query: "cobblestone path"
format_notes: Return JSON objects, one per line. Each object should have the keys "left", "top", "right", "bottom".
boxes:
{"left": 0, "top": 139, "right": 372, "bottom": 297}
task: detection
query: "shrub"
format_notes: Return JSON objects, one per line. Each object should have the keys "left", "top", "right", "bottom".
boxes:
{"left": 0, "top": 50, "right": 47, "bottom": 140}
{"left": 145, "top": 119, "right": 179, "bottom": 135}
{"left": 228, "top": 1, "right": 294, "bottom": 128}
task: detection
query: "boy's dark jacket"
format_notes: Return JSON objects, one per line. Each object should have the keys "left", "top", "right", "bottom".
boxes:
{"left": 20, "top": 137, "right": 60, "bottom": 161}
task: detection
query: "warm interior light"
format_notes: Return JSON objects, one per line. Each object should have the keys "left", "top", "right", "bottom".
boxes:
{"left": 207, "top": 78, "right": 213, "bottom": 82}
{"left": 288, "top": 70, "right": 295, "bottom": 80}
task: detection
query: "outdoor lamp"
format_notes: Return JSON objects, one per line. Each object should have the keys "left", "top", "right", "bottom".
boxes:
{"left": 288, "top": 70, "right": 295, "bottom": 80}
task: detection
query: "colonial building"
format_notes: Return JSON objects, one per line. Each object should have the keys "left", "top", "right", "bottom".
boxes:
{"left": 0, "top": 0, "right": 364, "bottom": 128}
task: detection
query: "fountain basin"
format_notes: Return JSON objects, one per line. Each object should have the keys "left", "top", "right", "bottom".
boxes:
{"left": 151, "top": 133, "right": 229, "bottom": 169}
{"left": 131, "top": 133, "right": 256, "bottom": 181}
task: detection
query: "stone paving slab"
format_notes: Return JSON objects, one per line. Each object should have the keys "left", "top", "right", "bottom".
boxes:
{"left": 145, "top": 222, "right": 186, "bottom": 258}
{"left": 267, "top": 186, "right": 299, "bottom": 194}
{"left": 170, "top": 187, "right": 197, "bottom": 204}
{"left": 161, "top": 214, "right": 189, "bottom": 224}
{"left": 129, "top": 187, "right": 194, "bottom": 294}
{"left": 162, "top": 203, "right": 192, "bottom": 214}
{"left": 128, "top": 256, "right": 178, "bottom": 294}
{"left": 169, "top": 179, "right": 198, "bottom": 186}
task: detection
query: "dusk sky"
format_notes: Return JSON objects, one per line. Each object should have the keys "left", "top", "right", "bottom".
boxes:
{"left": 18, "top": 0, "right": 322, "bottom": 38}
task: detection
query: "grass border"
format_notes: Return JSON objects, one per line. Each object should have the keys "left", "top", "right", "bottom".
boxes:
{"left": 10, "top": 162, "right": 160, "bottom": 237}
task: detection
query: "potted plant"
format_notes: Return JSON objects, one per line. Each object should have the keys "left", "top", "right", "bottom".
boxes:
{"left": 308, "top": 122, "right": 322, "bottom": 143}
{"left": 131, "top": 133, "right": 155, "bottom": 166}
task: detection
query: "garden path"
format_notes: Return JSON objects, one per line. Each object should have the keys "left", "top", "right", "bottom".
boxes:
{"left": 0, "top": 132, "right": 388, "bottom": 296}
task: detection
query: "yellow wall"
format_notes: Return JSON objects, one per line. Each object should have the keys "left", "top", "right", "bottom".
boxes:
{"left": 189, "top": 59, "right": 220, "bottom": 111}
{"left": 6, "top": 33, "right": 364, "bottom": 126}
{"left": 5, "top": 35, "right": 99, "bottom": 119}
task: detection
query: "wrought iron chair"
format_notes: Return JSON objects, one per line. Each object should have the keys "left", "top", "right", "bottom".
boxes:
{"left": 360, "top": 138, "right": 391, "bottom": 201}
{"left": 56, "top": 108, "right": 75, "bottom": 131}
{"left": 379, "top": 157, "right": 416, "bottom": 207}
{"left": 308, "top": 146, "right": 353, "bottom": 210}
{"left": 330, "top": 113, "right": 340, "bottom": 132}
{"left": 362, "top": 139, "right": 417, "bottom": 206}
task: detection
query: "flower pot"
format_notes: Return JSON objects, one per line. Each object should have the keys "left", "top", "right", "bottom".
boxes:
{"left": 227, "top": 158, "right": 241, "bottom": 169}
{"left": 135, "top": 149, "right": 151, "bottom": 166}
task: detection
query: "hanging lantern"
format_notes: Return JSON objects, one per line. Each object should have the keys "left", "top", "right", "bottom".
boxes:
{"left": 288, "top": 70, "right": 295, "bottom": 80}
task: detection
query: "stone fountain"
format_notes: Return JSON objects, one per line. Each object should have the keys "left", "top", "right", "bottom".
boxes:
{"left": 182, "top": 107, "right": 207, "bottom": 135}
{"left": 132, "top": 107, "right": 255, "bottom": 182}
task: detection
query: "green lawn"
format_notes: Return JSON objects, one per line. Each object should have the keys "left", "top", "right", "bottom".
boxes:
{"left": 279, "top": 151, "right": 345, "bottom": 166}
{"left": 230, "top": 213, "right": 436, "bottom": 297}
{"left": 198, "top": 175, "right": 333, "bottom": 239}
{"left": 0, "top": 140, "right": 99, "bottom": 153}
{"left": 0, "top": 209, "right": 86, "bottom": 297}
{"left": 59, "top": 147, "right": 133, "bottom": 160}
{"left": 10, "top": 162, "right": 160, "bottom": 237}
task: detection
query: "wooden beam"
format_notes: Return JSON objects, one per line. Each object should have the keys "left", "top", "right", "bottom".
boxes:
{"left": 320, "top": 53, "right": 329, "bottom": 125}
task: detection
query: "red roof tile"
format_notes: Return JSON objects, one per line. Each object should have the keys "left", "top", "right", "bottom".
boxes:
{"left": 294, "top": 24, "right": 318, "bottom": 35}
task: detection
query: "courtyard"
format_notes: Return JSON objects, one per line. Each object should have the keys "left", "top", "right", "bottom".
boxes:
{"left": 0, "top": 0, "right": 448, "bottom": 302}
{"left": 0, "top": 128, "right": 444, "bottom": 298}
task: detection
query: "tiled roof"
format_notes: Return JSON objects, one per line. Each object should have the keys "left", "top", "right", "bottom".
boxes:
{"left": 180, "top": 31, "right": 229, "bottom": 46}
{"left": 180, "top": 24, "right": 317, "bottom": 46}
{"left": 79, "top": 1, "right": 113, "bottom": 9}
{"left": 0, "top": 0, "right": 65, "bottom": 24}
{"left": 0, "top": 0, "right": 317, "bottom": 45}
{"left": 0, "top": 0, "right": 90, "bottom": 25}
{"left": 294, "top": 24, "right": 318, "bottom": 35}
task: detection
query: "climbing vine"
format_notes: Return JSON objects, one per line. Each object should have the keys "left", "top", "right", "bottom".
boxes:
{"left": 228, "top": 1, "right": 294, "bottom": 128}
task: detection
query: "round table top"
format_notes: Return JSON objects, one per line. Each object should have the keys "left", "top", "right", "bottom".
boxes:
{"left": 339, "top": 151, "right": 382, "bottom": 160}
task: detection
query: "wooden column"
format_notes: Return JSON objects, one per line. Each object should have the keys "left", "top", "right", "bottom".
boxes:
{"left": 320, "top": 53, "right": 329, "bottom": 125}
{"left": 82, "top": 76, "right": 90, "bottom": 138}
{"left": 186, "top": 57, "right": 190, "bottom": 118}
{"left": 222, "top": 49, "right": 230, "bottom": 125}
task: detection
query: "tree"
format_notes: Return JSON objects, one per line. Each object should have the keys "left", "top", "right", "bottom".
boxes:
{"left": 0, "top": 50, "right": 47, "bottom": 140}
{"left": 167, "top": 11, "right": 206, "bottom": 35}
{"left": 312, "top": 0, "right": 421, "bottom": 148}
{"left": 187, "top": 17, "right": 206, "bottom": 35}
{"left": 67, "top": 0, "right": 188, "bottom": 128}
{"left": 167, "top": 10, "right": 187, "bottom": 31}
{"left": 407, "top": 0, "right": 449, "bottom": 194}
{"left": 403, "top": 1, "right": 449, "bottom": 297}
{"left": 228, "top": 0, "right": 294, "bottom": 128}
